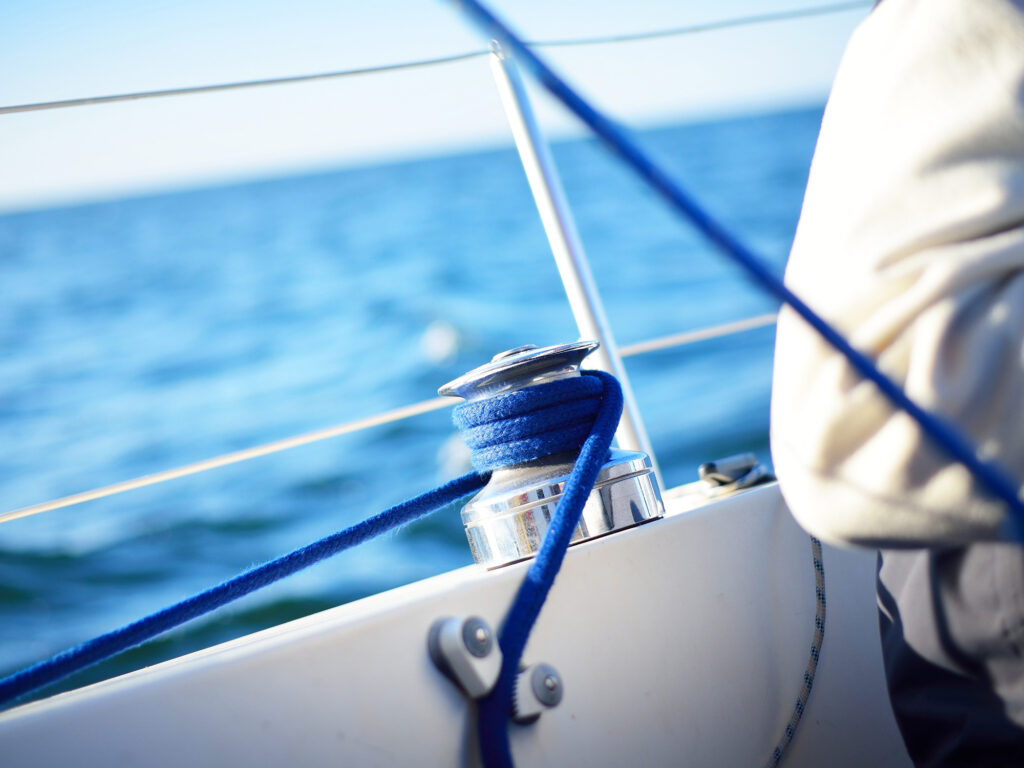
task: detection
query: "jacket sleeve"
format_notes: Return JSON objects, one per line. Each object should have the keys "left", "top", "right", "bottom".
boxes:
{"left": 770, "top": 0, "right": 1024, "bottom": 547}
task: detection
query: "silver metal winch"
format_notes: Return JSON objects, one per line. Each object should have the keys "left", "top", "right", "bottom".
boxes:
{"left": 439, "top": 341, "right": 663, "bottom": 569}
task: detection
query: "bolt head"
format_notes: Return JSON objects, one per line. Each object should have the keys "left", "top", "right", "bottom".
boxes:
{"left": 529, "top": 663, "right": 563, "bottom": 708}
{"left": 462, "top": 616, "right": 493, "bottom": 658}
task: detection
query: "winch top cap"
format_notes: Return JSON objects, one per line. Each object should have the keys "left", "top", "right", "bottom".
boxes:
{"left": 438, "top": 340, "right": 599, "bottom": 400}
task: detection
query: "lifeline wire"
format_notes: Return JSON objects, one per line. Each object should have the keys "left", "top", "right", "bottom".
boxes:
{"left": 618, "top": 313, "right": 776, "bottom": 358}
{"left": 0, "top": 397, "right": 453, "bottom": 525}
{"left": 0, "top": 471, "right": 486, "bottom": 709}
{"left": 0, "top": 312, "right": 774, "bottom": 525}
{"left": 0, "top": 2, "right": 870, "bottom": 115}
{"left": 535, "top": 1, "right": 871, "bottom": 48}
{"left": 451, "top": 0, "right": 1024, "bottom": 541}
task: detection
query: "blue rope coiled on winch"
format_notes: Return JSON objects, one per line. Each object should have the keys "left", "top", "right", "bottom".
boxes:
{"left": 455, "top": 370, "right": 624, "bottom": 768}
{"left": 453, "top": 374, "right": 605, "bottom": 471}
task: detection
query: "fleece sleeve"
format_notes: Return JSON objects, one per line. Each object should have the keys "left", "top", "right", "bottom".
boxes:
{"left": 770, "top": 0, "right": 1024, "bottom": 547}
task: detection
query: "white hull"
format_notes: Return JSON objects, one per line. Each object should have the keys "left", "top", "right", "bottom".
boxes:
{"left": 0, "top": 483, "right": 910, "bottom": 766}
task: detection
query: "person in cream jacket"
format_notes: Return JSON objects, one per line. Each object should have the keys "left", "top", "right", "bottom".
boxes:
{"left": 771, "top": 0, "right": 1024, "bottom": 763}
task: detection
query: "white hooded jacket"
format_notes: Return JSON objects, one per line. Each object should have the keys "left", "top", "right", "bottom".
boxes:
{"left": 771, "top": 0, "right": 1024, "bottom": 547}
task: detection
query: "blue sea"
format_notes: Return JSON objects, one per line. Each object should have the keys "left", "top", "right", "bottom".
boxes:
{"left": 0, "top": 104, "right": 822, "bottom": 698}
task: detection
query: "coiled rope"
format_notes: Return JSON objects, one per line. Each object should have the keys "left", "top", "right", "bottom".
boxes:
{"left": 454, "top": 374, "right": 605, "bottom": 470}
{"left": 453, "top": 372, "right": 623, "bottom": 768}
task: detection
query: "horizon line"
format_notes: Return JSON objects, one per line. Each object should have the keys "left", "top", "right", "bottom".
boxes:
{"left": 0, "top": 98, "right": 825, "bottom": 217}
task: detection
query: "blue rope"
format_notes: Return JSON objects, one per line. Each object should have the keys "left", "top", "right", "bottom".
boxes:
{"left": 0, "top": 471, "right": 487, "bottom": 709}
{"left": 453, "top": 375, "right": 603, "bottom": 471}
{"left": 460, "top": 371, "right": 623, "bottom": 768}
{"left": 449, "top": 0, "right": 1024, "bottom": 541}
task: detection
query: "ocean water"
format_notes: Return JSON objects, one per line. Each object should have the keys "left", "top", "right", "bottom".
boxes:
{"left": 0, "top": 104, "right": 822, "bottom": 697}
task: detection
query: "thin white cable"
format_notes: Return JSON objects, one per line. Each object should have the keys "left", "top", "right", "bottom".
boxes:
{"left": 0, "top": 312, "right": 778, "bottom": 523}
{"left": 619, "top": 313, "right": 777, "bottom": 357}
{"left": 0, "top": 53, "right": 483, "bottom": 115}
{"left": 0, "top": 397, "right": 452, "bottom": 525}
{"left": 0, "top": 2, "right": 871, "bottom": 116}
{"left": 536, "top": 1, "right": 870, "bottom": 48}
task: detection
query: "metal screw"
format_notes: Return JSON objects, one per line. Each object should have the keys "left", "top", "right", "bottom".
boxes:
{"left": 462, "top": 616, "right": 493, "bottom": 658}
{"left": 513, "top": 663, "right": 563, "bottom": 722}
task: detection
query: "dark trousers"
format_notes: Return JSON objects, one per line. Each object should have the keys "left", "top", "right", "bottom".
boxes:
{"left": 877, "top": 545, "right": 1024, "bottom": 767}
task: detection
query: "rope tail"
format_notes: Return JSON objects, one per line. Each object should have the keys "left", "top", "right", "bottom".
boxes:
{"left": 475, "top": 371, "right": 623, "bottom": 768}
{"left": 0, "top": 472, "right": 487, "bottom": 709}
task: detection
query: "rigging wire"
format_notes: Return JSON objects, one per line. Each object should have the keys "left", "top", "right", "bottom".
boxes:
{"left": 0, "top": 315, "right": 777, "bottom": 524}
{"left": 0, "top": 397, "right": 452, "bottom": 525}
{"left": 0, "top": 53, "right": 483, "bottom": 116}
{"left": 0, "top": 1, "right": 871, "bottom": 116}
{"left": 535, "top": 1, "right": 871, "bottom": 48}
{"left": 618, "top": 312, "right": 776, "bottom": 357}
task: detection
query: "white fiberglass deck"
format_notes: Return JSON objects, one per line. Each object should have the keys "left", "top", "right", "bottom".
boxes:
{"left": 0, "top": 483, "right": 911, "bottom": 767}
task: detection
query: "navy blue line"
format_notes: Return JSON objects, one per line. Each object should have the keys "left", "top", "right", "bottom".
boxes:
{"left": 450, "top": 0, "right": 1024, "bottom": 540}
{"left": 0, "top": 471, "right": 487, "bottom": 709}
{"left": 475, "top": 371, "right": 623, "bottom": 768}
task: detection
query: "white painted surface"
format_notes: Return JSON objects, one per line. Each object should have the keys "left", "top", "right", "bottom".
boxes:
{"left": 0, "top": 483, "right": 911, "bottom": 767}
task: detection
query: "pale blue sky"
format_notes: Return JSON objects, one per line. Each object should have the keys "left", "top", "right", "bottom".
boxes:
{"left": 0, "top": 1, "right": 870, "bottom": 211}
